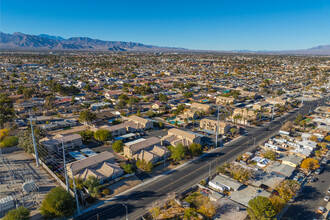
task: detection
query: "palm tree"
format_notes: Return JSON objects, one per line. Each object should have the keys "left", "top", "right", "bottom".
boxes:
{"left": 230, "top": 128, "right": 236, "bottom": 136}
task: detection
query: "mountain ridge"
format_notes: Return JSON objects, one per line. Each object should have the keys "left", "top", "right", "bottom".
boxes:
{"left": 0, "top": 32, "right": 186, "bottom": 52}
{"left": 0, "top": 32, "right": 329, "bottom": 55}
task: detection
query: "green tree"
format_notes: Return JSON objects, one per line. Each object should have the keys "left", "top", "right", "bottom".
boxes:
{"left": 79, "top": 130, "right": 94, "bottom": 143}
{"left": 44, "top": 95, "right": 56, "bottom": 110}
{"left": 123, "top": 164, "right": 135, "bottom": 174}
{"left": 136, "top": 159, "right": 153, "bottom": 172}
{"left": 18, "top": 127, "right": 42, "bottom": 153}
{"left": 83, "top": 176, "right": 100, "bottom": 197}
{"left": 94, "top": 129, "right": 112, "bottom": 141}
{"left": 158, "top": 93, "right": 168, "bottom": 102}
{"left": 294, "top": 114, "right": 304, "bottom": 125}
{"left": 230, "top": 128, "right": 236, "bottom": 136}
{"left": 112, "top": 140, "right": 124, "bottom": 152}
{"left": 79, "top": 110, "right": 96, "bottom": 123}
{"left": 189, "top": 143, "right": 203, "bottom": 156}
{"left": 83, "top": 84, "right": 91, "bottom": 91}
{"left": 40, "top": 187, "right": 76, "bottom": 218}
{"left": 116, "top": 99, "right": 127, "bottom": 109}
{"left": 71, "top": 96, "right": 75, "bottom": 105}
{"left": 184, "top": 208, "right": 198, "bottom": 219}
{"left": 128, "top": 96, "right": 139, "bottom": 106}
{"left": 263, "top": 150, "right": 276, "bottom": 161}
{"left": 119, "top": 94, "right": 129, "bottom": 101}
{"left": 23, "top": 88, "right": 34, "bottom": 99}
{"left": 183, "top": 92, "right": 193, "bottom": 98}
{"left": 146, "top": 111, "right": 156, "bottom": 117}
{"left": 69, "top": 178, "right": 84, "bottom": 190}
{"left": 3, "top": 206, "right": 30, "bottom": 220}
{"left": 0, "top": 136, "right": 19, "bottom": 148}
{"left": 247, "top": 196, "right": 276, "bottom": 220}
{"left": 170, "top": 143, "right": 187, "bottom": 163}
{"left": 17, "top": 85, "right": 25, "bottom": 95}
{"left": 0, "top": 93, "right": 15, "bottom": 128}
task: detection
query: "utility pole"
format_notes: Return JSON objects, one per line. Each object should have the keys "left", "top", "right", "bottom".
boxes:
{"left": 215, "top": 105, "right": 220, "bottom": 147}
{"left": 62, "top": 140, "right": 70, "bottom": 192}
{"left": 272, "top": 91, "right": 276, "bottom": 120}
{"left": 29, "top": 110, "right": 39, "bottom": 167}
{"left": 71, "top": 168, "right": 80, "bottom": 215}
{"left": 301, "top": 81, "right": 306, "bottom": 105}
{"left": 122, "top": 204, "right": 128, "bottom": 220}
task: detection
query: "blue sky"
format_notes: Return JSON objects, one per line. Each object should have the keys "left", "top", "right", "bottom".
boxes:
{"left": 1, "top": 0, "right": 330, "bottom": 50}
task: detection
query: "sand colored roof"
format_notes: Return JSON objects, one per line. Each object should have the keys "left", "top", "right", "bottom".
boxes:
{"left": 168, "top": 128, "right": 197, "bottom": 140}
{"left": 200, "top": 118, "right": 229, "bottom": 127}
{"left": 74, "top": 161, "right": 122, "bottom": 181}
{"left": 67, "top": 151, "right": 115, "bottom": 174}
{"left": 127, "top": 137, "right": 161, "bottom": 154}
{"left": 129, "top": 115, "right": 149, "bottom": 124}
{"left": 191, "top": 102, "right": 210, "bottom": 110}
{"left": 133, "top": 146, "right": 169, "bottom": 162}
{"left": 217, "top": 96, "right": 235, "bottom": 101}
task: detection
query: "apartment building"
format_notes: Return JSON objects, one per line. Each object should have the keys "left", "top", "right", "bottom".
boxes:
{"left": 161, "top": 128, "right": 202, "bottom": 146}
{"left": 200, "top": 118, "right": 230, "bottom": 134}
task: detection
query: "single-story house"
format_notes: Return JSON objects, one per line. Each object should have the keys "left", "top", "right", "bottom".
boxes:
{"left": 209, "top": 174, "right": 243, "bottom": 192}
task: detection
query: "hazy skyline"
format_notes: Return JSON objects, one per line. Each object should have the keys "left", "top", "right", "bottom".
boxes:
{"left": 2, "top": 0, "right": 330, "bottom": 51}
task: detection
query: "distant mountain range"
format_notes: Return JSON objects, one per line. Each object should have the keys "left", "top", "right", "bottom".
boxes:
{"left": 0, "top": 32, "right": 185, "bottom": 52}
{"left": 0, "top": 32, "right": 329, "bottom": 55}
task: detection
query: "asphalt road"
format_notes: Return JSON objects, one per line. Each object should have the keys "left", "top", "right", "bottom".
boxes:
{"left": 75, "top": 98, "right": 327, "bottom": 220}
{"left": 282, "top": 153, "right": 330, "bottom": 220}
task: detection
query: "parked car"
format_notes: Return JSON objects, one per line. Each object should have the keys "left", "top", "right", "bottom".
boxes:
{"left": 315, "top": 167, "right": 323, "bottom": 175}
{"left": 328, "top": 188, "right": 330, "bottom": 194}
{"left": 321, "top": 158, "right": 327, "bottom": 165}
{"left": 324, "top": 196, "right": 330, "bottom": 202}
{"left": 318, "top": 206, "right": 325, "bottom": 213}
{"left": 310, "top": 177, "right": 318, "bottom": 183}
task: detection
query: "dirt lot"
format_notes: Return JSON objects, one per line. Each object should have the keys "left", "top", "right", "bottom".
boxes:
{"left": 0, "top": 150, "right": 59, "bottom": 219}
{"left": 214, "top": 198, "right": 247, "bottom": 220}
{"left": 104, "top": 175, "right": 142, "bottom": 197}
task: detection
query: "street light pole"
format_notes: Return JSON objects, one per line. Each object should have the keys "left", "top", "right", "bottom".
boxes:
{"left": 272, "top": 91, "right": 277, "bottom": 120}
{"left": 215, "top": 105, "right": 220, "bottom": 148}
{"left": 207, "top": 162, "right": 211, "bottom": 177}
{"left": 122, "top": 204, "right": 128, "bottom": 220}
{"left": 301, "top": 81, "right": 306, "bottom": 105}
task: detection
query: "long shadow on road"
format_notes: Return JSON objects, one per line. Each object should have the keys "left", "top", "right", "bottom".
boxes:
{"left": 282, "top": 203, "right": 321, "bottom": 220}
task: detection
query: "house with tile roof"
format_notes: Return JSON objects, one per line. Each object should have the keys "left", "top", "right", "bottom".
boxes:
{"left": 161, "top": 128, "right": 203, "bottom": 146}
{"left": 123, "top": 137, "right": 169, "bottom": 163}
{"left": 66, "top": 151, "right": 123, "bottom": 183}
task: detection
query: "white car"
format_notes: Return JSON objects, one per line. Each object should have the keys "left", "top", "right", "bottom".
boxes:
{"left": 324, "top": 196, "right": 330, "bottom": 202}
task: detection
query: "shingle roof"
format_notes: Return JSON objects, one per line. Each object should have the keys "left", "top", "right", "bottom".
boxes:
{"left": 67, "top": 151, "right": 115, "bottom": 173}
{"left": 127, "top": 137, "right": 161, "bottom": 154}
{"left": 129, "top": 115, "right": 150, "bottom": 124}
{"left": 168, "top": 128, "right": 197, "bottom": 140}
